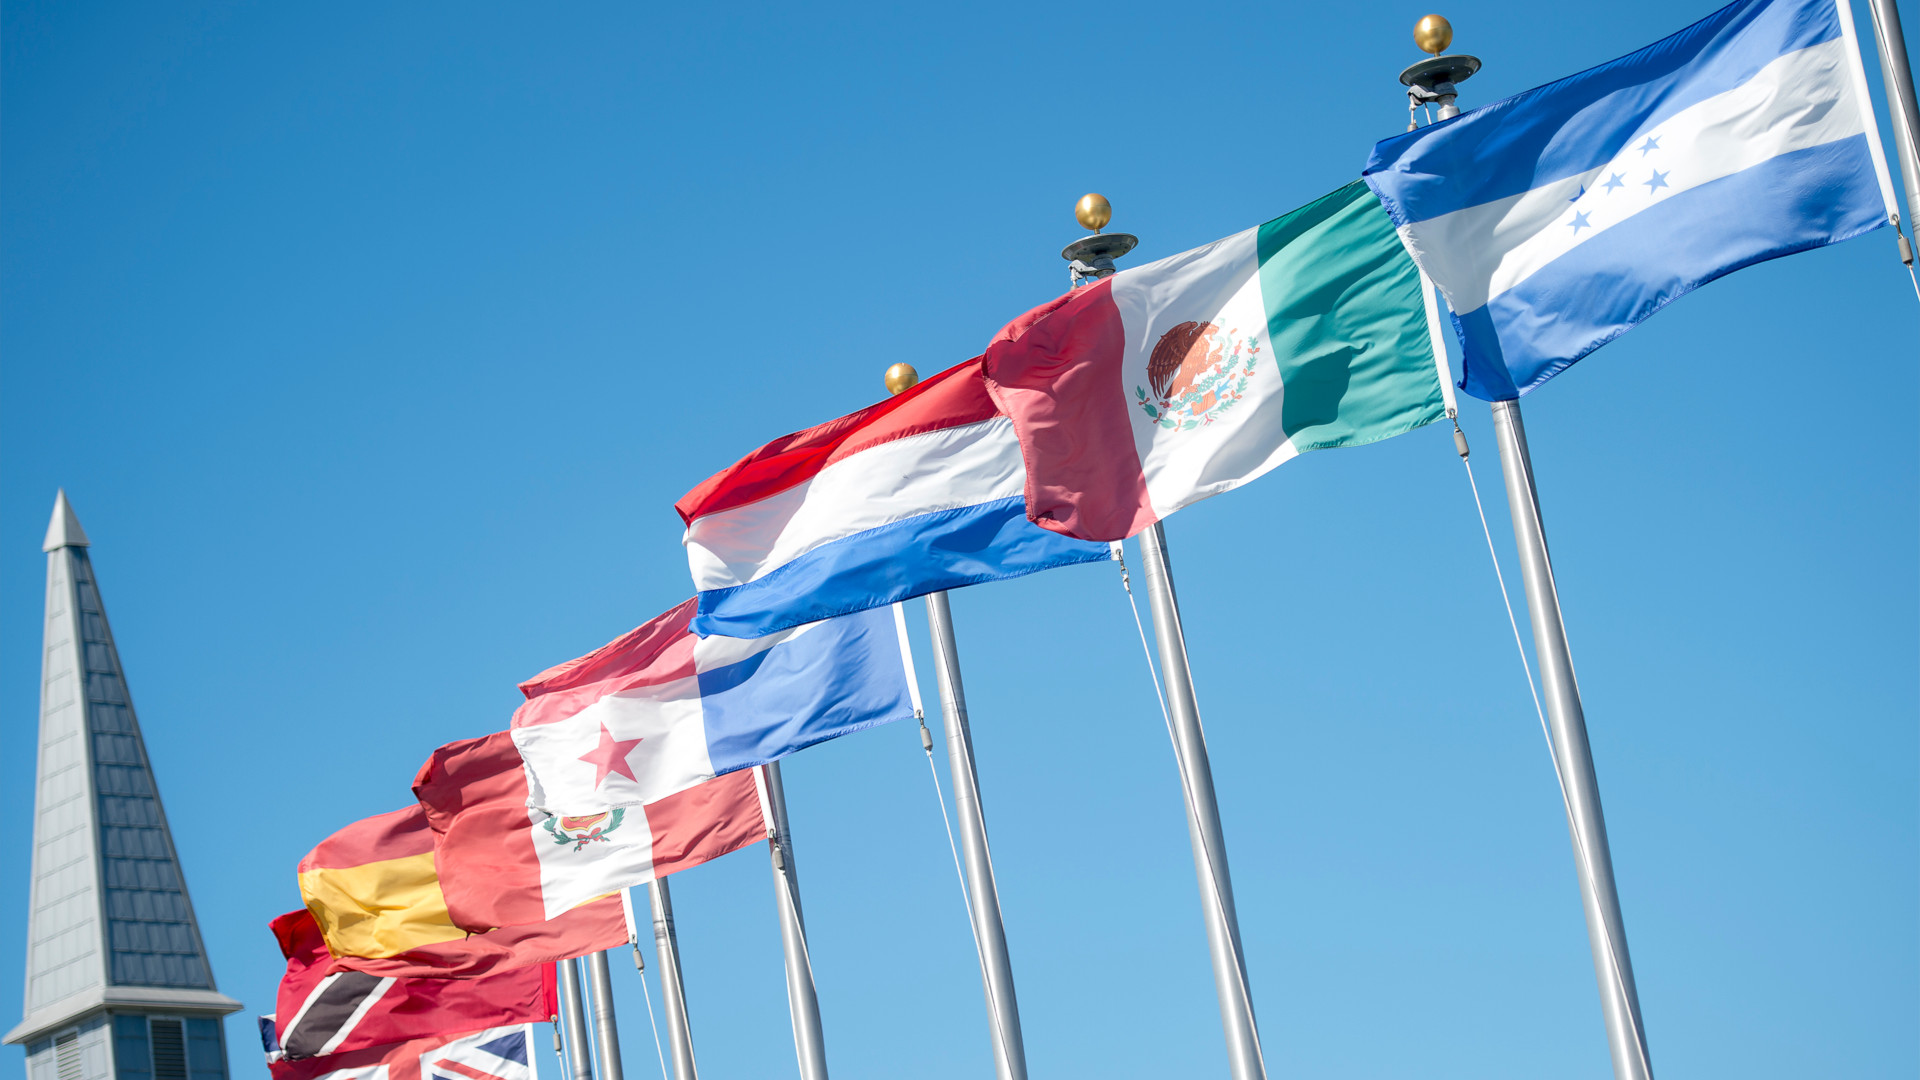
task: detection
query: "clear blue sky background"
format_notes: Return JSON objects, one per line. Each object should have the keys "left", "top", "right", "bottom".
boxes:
{"left": 4, "top": 2, "right": 1915, "bottom": 1077}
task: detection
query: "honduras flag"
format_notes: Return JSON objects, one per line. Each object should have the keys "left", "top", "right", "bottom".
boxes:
{"left": 1363, "top": 0, "right": 1899, "bottom": 401}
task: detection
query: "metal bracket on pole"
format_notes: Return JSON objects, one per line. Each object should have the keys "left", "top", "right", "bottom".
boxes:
{"left": 648, "top": 879, "right": 700, "bottom": 1080}
{"left": 1490, "top": 400, "right": 1654, "bottom": 1080}
{"left": 762, "top": 761, "right": 831, "bottom": 1080}
{"left": 1135, "top": 524, "right": 1265, "bottom": 1080}
{"left": 924, "top": 590, "right": 1029, "bottom": 1080}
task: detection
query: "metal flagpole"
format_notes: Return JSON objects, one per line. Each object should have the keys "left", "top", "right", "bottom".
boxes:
{"left": 585, "top": 952, "right": 627, "bottom": 1080}
{"left": 648, "top": 879, "right": 700, "bottom": 1080}
{"left": 1865, "top": 0, "right": 1920, "bottom": 255}
{"left": 761, "top": 760, "right": 831, "bottom": 1080}
{"left": 1397, "top": 21, "right": 1655, "bottom": 1080}
{"left": 1060, "top": 194, "right": 1265, "bottom": 1080}
{"left": 558, "top": 957, "right": 596, "bottom": 1080}
{"left": 881, "top": 361, "right": 1029, "bottom": 1080}
{"left": 1489, "top": 403, "right": 1653, "bottom": 1080}
{"left": 1135, "top": 524, "right": 1265, "bottom": 1080}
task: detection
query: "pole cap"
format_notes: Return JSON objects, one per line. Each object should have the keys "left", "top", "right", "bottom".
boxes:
{"left": 884, "top": 363, "right": 920, "bottom": 395}
{"left": 1075, "top": 193, "right": 1112, "bottom": 232}
{"left": 1414, "top": 14, "right": 1453, "bottom": 56}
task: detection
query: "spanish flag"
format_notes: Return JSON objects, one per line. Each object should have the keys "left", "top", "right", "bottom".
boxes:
{"left": 297, "top": 804, "right": 627, "bottom": 977}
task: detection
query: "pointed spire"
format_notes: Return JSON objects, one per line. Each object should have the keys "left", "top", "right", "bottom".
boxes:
{"left": 8, "top": 500, "right": 237, "bottom": 1067}
{"left": 42, "top": 489, "right": 90, "bottom": 552}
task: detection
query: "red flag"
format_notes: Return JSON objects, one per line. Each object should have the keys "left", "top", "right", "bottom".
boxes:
{"left": 268, "top": 910, "right": 552, "bottom": 1060}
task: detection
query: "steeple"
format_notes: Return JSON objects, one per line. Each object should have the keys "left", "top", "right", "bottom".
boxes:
{"left": 7, "top": 493, "right": 238, "bottom": 1080}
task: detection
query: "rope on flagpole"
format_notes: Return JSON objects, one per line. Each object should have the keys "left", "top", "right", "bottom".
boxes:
{"left": 895, "top": 601, "right": 1015, "bottom": 1073}
{"left": 1454, "top": 423, "right": 1654, "bottom": 1080}
{"left": 1110, "top": 541, "right": 1269, "bottom": 1079}
{"left": 631, "top": 946, "right": 670, "bottom": 1080}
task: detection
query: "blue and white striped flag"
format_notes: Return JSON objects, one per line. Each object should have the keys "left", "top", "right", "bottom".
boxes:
{"left": 1363, "top": 0, "right": 1899, "bottom": 401}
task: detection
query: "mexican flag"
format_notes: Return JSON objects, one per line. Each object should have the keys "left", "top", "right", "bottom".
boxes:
{"left": 983, "top": 180, "right": 1449, "bottom": 541}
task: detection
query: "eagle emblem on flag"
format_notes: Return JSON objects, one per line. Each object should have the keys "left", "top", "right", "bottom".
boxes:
{"left": 542, "top": 809, "right": 625, "bottom": 852}
{"left": 1135, "top": 320, "right": 1262, "bottom": 431}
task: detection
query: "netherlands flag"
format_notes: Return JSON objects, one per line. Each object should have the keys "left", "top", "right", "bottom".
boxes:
{"left": 677, "top": 357, "right": 1112, "bottom": 638}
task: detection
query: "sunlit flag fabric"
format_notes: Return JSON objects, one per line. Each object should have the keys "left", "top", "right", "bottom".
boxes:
{"left": 677, "top": 356, "right": 1111, "bottom": 638}
{"left": 263, "top": 909, "right": 553, "bottom": 1062}
{"left": 267, "top": 1023, "right": 542, "bottom": 1080}
{"left": 509, "top": 599, "right": 913, "bottom": 816}
{"left": 415, "top": 731, "right": 769, "bottom": 921}
{"left": 981, "top": 181, "right": 1448, "bottom": 542}
{"left": 1362, "top": 0, "right": 1898, "bottom": 401}
{"left": 296, "top": 805, "right": 627, "bottom": 977}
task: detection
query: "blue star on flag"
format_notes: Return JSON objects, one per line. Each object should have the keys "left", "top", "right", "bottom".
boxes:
{"left": 1602, "top": 172, "right": 1626, "bottom": 193}
{"left": 1637, "top": 136, "right": 1661, "bottom": 155}
{"left": 1644, "top": 169, "right": 1669, "bottom": 192}
{"left": 1568, "top": 210, "right": 1592, "bottom": 233}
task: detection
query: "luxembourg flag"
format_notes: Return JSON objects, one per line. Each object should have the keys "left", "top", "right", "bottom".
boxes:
{"left": 508, "top": 599, "right": 913, "bottom": 817}
{"left": 677, "top": 356, "right": 1112, "bottom": 639}
{"left": 1362, "top": 0, "right": 1899, "bottom": 401}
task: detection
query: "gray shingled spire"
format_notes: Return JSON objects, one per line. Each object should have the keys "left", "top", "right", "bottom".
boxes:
{"left": 7, "top": 492, "right": 239, "bottom": 1080}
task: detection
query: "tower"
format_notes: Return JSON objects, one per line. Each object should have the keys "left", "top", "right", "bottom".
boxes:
{"left": 5, "top": 493, "right": 239, "bottom": 1080}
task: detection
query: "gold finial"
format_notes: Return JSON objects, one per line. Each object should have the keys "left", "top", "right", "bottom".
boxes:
{"left": 884, "top": 363, "right": 920, "bottom": 396}
{"left": 1075, "top": 193, "right": 1112, "bottom": 233}
{"left": 1414, "top": 14, "right": 1453, "bottom": 56}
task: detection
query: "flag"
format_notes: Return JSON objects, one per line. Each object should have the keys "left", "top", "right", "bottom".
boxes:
{"left": 298, "top": 805, "right": 628, "bottom": 976}
{"left": 508, "top": 600, "right": 913, "bottom": 816}
{"left": 268, "top": 1023, "right": 541, "bottom": 1080}
{"left": 981, "top": 181, "right": 1447, "bottom": 542}
{"left": 266, "top": 909, "right": 553, "bottom": 1061}
{"left": 415, "top": 731, "right": 769, "bottom": 922}
{"left": 1362, "top": 0, "right": 1897, "bottom": 401}
{"left": 677, "top": 356, "right": 1112, "bottom": 638}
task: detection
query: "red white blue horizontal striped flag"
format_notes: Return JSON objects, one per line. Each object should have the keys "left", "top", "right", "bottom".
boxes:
{"left": 676, "top": 357, "right": 1112, "bottom": 639}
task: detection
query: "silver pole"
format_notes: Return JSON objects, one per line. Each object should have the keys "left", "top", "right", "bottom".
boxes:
{"left": 761, "top": 761, "right": 831, "bottom": 1080}
{"left": 557, "top": 957, "right": 596, "bottom": 1080}
{"left": 1867, "top": 0, "right": 1920, "bottom": 253}
{"left": 648, "top": 879, "right": 700, "bottom": 1080}
{"left": 1490, "top": 400, "right": 1653, "bottom": 1080}
{"left": 1135, "top": 523, "right": 1264, "bottom": 1080}
{"left": 585, "top": 952, "right": 626, "bottom": 1080}
{"left": 923, "top": 590, "right": 1029, "bottom": 1080}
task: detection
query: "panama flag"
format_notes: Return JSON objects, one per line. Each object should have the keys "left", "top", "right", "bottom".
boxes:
{"left": 982, "top": 181, "right": 1450, "bottom": 542}
{"left": 268, "top": 1023, "right": 540, "bottom": 1080}
{"left": 1362, "top": 0, "right": 1898, "bottom": 401}
{"left": 678, "top": 356, "right": 1112, "bottom": 638}
{"left": 508, "top": 599, "right": 913, "bottom": 817}
{"left": 416, "top": 732, "right": 769, "bottom": 921}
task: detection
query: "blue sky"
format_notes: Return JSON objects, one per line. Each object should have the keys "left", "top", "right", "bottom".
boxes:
{"left": 3, "top": 1, "right": 1915, "bottom": 1077}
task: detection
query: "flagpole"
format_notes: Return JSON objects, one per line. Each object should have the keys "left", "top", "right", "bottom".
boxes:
{"left": 1135, "top": 523, "right": 1265, "bottom": 1080}
{"left": 924, "top": 589, "right": 1029, "bottom": 1080}
{"left": 1865, "top": 0, "right": 1920, "bottom": 250}
{"left": 558, "top": 956, "right": 597, "bottom": 1080}
{"left": 1489, "top": 402, "right": 1654, "bottom": 1080}
{"left": 648, "top": 879, "right": 700, "bottom": 1080}
{"left": 1396, "top": 20, "right": 1656, "bottom": 1079}
{"left": 881, "top": 362, "right": 1030, "bottom": 1080}
{"left": 761, "top": 760, "right": 831, "bottom": 1080}
{"left": 585, "top": 951, "right": 627, "bottom": 1080}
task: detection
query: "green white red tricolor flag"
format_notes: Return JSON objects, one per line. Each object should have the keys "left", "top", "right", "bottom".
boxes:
{"left": 983, "top": 180, "right": 1453, "bottom": 541}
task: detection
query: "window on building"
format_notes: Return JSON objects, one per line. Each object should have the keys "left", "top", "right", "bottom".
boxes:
{"left": 53, "top": 1031, "right": 82, "bottom": 1080}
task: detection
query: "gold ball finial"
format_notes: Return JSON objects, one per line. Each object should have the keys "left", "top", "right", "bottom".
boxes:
{"left": 884, "top": 363, "right": 920, "bottom": 396}
{"left": 1414, "top": 14, "right": 1453, "bottom": 56}
{"left": 1075, "top": 193, "right": 1112, "bottom": 233}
